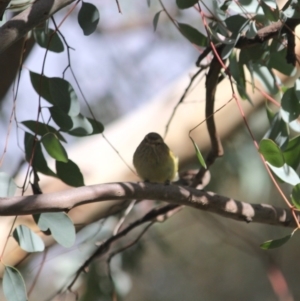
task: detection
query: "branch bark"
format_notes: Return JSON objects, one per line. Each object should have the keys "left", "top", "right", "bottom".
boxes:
{"left": 0, "top": 182, "right": 297, "bottom": 228}
{"left": 0, "top": 0, "right": 75, "bottom": 54}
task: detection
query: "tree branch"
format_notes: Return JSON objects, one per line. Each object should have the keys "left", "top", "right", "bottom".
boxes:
{"left": 0, "top": 182, "right": 297, "bottom": 228}
{"left": 0, "top": 0, "right": 10, "bottom": 21}
{"left": 193, "top": 50, "right": 224, "bottom": 186}
{"left": 67, "top": 203, "right": 182, "bottom": 291}
{"left": 0, "top": 0, "right": 76, "bottom": 54}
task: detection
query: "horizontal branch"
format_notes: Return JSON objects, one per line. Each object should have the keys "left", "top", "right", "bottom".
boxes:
{"left": 0, "top": 0, "right": 75, "bottom": 53}
{"left": 235, "top": 18, "right": 300, "bottom": 49}
{"left": 0, "top": 182, "right": 297, "bottom": 228}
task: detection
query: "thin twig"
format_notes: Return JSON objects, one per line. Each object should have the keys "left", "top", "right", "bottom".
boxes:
{"left": 107, "top": 221, "right": 155, "bottom": 294}
{"left": 67, "top": 204, "right": 181, "bottom": 291}
{"left": 115, "top": 0, "right": 122, "bottom": 13}
{"left": 164, "top": 68, "right": 204, "bottom": 139}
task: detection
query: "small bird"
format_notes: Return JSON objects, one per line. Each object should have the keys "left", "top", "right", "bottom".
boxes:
{"left": 133, "top": 132, "right": 178, "bottom": 183}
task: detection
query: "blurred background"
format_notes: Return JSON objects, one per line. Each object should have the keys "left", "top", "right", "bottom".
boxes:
{"left": 0, "top": 0, "right": 299, "bottom": 300}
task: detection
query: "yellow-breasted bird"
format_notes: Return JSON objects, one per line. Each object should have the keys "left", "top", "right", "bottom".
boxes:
{"left": 133, "top": 132, "right": 178, "bottom": 183}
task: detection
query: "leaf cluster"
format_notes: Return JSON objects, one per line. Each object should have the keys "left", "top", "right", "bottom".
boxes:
{"left": 151, "top": 0, "right": 300, "bottom": 250}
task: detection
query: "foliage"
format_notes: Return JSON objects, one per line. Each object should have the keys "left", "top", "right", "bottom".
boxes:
{"left": 0, "top": 0, "right": 300, "bottom": 300}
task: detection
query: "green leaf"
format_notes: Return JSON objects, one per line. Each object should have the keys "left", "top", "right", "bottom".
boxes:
{"left": 252, "top": 64, "right": 278, "bottom": 95}
{"left": 292, "top": 183, "right": 300, "bottom": 209}
{"left": 153, "top": 10, "right": 162, "bottom": 32}
{"left": 30, "top": 72, "right": 80, "bottom": 115}
{"left": 33, "top": 27, "right": 64, "bottom": 53}
{"left": 289, "top": 118, "right": 300, "bottom": 132}
{"left": 225, "top": 15, "right": 248, "bottom": 34}
{"left": 22, "top": 120, "right": 66, "bottom": 142}
{"left": 30, "top": 71, "right": 52, "bottom": 102}
{"left": 221, "top": 34, "right": 240, "bottom": 60}
{"left": 49, "top": 106, "right": 73, "bottom": 131}
{"left": 49, "top": 107, "right": 96, "bottom": 136}
{"left": 280, "top": 87, "right": 300, "bottom": 123}
{"left": 283, "top": 135, "right": 300, "bottom": 170}
{"left": 78, "top": 1, "right": 100, "bottom": 36}
{"left": 229, "top": 51, "right": 251, "bottom": 102}
{"left": 37, "top": 212, "right": 76, "bottom": 247}
{"left": 176, "top": 0, "right": 198, "bottom": 9}
{"left": 267, "top": 163, "right": 300, "bottom": 186}
{"left": 270, "top": 38, "right": 285, "bottom": 53}
{"left": 282, "top": 0, "right": 300, "bottom": 18}
{"left": 68, "top": 114, "right": 94, "bottom": 136}
{"left": 259, "top": 139, "right": 285, "bottom": 167}
{"left": 41, "top": 133, "right": 68, "bottom": 162}
{"left": 209, "top": 26, "right": 233, "bottom": 44}
{"left": 3, "top": 266, "right": 27, "bottom": 301}
{"left": 178, "top": 23, "right": 207, "bottom": 47}
{"left": 246, "top": 20, "right": 257, "bottom": 38}
{"left": 269, "top": 49, "right": 297, "bottom": 76}
{"left": 239, "top": 44, "right": 268, "bottom": 65}
{"left": 13, "top": 225, "right": 45, "bottom": 252}
{"left": 24, "top": 132, "right": 56, "bottom": 177}
{"left": 263, "top": 113, "right": 288, "bottom": 149}
{"left": 265, "top": 103, "right": 275, "bottom": 124}
{"left": 87, "top": 117, "right": 104, "bottom": 134}
{"left": 260, "top": 0, "right": 279, "bottom": 21}
{"left": 260, "top": 233, "right": 293, "bottom": 249}
{"left": 56, "top": 159, "right": 84, "bottom": 187}
{"left": 0, "top": 172, "right": 17, "bottom": 197}
{"left": 191, "top": 138, "right": 206, "bottom": 168}
{"left": 48, "top": 77, "right": 80, "bottom": 116}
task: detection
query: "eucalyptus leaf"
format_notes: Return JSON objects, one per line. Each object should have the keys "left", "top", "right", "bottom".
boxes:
{"left": 259, "top": 139, "right": 285, "bottom": 167}
{"left": 239, "top": 45, "right": 268, "bottom": 65}
{"left": 178, "top": 23, "right": 207, "bottom": 47}
{"left": 176, "top": 0, "right": 198, "bottom": 9}
{"left": 267, "top": 163, "right": 300, "bottom": 186}
{"left": 283, "top": 135, "right": 300, "bottom": 170}
{"left": 48, "top": 77, "right": 80, "bottom": 116}
{"left": 289, "top": 119, "right": 300, "bottom": 132}
{"left": 33, "top": 27, "right": 64, "bottom": 53}
{"left": 260, "top": 0, "right": 279, "bottom": 21}
{"left": 225, "top": 15, "right": 248, "bottom": 34}
{"left": 87, "top": 117, "right": 104, "bottom": 134}
{"left": 30, "top": 72, "right": 81, "bottom": 117}
{"left": 191, "top": 138, "right": 206, "bottom": 168}
{"left": 13, "top": 225, "right": 45, "bottom": 252}
{"left": 246, "top": 21, "right": 257, "bottom": 38}
{"left": 3, "top": 266, "right": 27, "bottom": 301}
{"left": 68, "top": 114, "right": 94, "bottom": 136}
{"left": 22, "top": 120, "right": 66, "bottom": 142}
{"left": 282, "top": 0, "right": 300, "bottom": 18}
{"left": 24, "top": 132, "right": 56, "bottom": 177}
{"left": 41, "top": 133, "right": 68, "bottom": 162}
{"left": 37, "top": 212, "right": 76, "bottom": 247}
{"left": 56, "top": 159, "right": 85, "bottom": 187}
{"left": 30, "top": 71, "right": 52, "bottom": 102}
{"left": 252, "top": 64, "right": 278, "bottom": 95}
{"left": 49, "top": 107, "right": 103, "bottom": 136}
{"left": 153, "top": 10, "right": 162, "bottom": 32}
{"left": 229, "top": 51, "right": 251, "bottom": 102}
{"left": 78, "top": 1, "right": 100, "bottom": 36}
{"left": 260, "top": 233, "right": 293, "bottom": 249}
{"left": 281, "top": 87, "right": 300, "bottom": 123}
{"left": 291, "top": 183, "right": 300, "bottom": 209}
{"left": 269, "top": 50, "right": 297, "bottom": 76}
{"left": 49, "top": 106, "right": 73, "bottom": 131}
{"left": 263, "top": 113, "right": 288, "bottom": 149}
